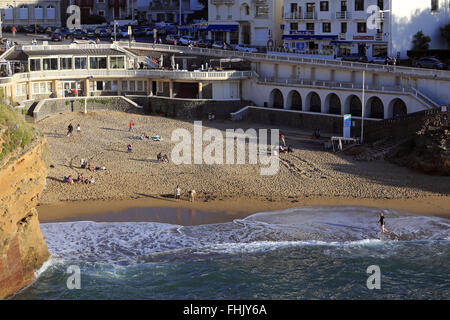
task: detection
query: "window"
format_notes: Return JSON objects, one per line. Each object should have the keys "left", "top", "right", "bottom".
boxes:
{"left": 42, "top": 58, "right": 58, "bottom": 70}
{"left": 35, "top": 5, "right": 43, "bottom": 20}
{"left": 255, "top": 4, "right": 269, "bottom": 17}
{"left": 341, "top": 1, "right": 347, "bottom": 11}
{"left": 74, "top": 57, "right": 87, "bottom": 69}
{"left": 19, "top": 5, "right": 28, "bottom": 19}
{"left": 121, "top": 80, "right": 128, "bottom": 91}
{"left": 96, "top": 81, "right": 103, "bottom": 91}
{"left": 89, "top": 57, "right": 107, "bottom": 69}
{"left": 355, "top": 0, "right": 364, "bottom": 11}
{"left": 4, "top": 5, "right": 13, "bottom": 20}
{"left": 32, "top": 81, "right": 52, "bottom": 94}
{"left": 98, "top": 0, "right": 104, "bottom": 2}
{"left": 60, "top": 57, "right": 72, "bottom": 70}
{"left": 98, "top": 10, "right": 105, "bottom": 17}
{"left": 29, "top": 58, "right": 41, "bottom": 71}
{"left": 46, "top": 5, "right": 55, "bottom": 20}
{"left": 156, "top": 81, "right": 164, "bottom": 93}
{"left": 290, "top": 23, "right": 298, "bottom": 31}
{"left": 110, "top": 56, "right": 125, "bottom": 69}
{"left": 104, "top": 81, "right": 112, "bottom": 91}
{"left": 377, "top": 0, "right": 384, "bottom": 10}
{"left": 431, "top": 0, "right": 439, "bottom": 12}
{"left": 357, "top": 22, "right": 367, "bottom": 33}
{"left": 322, "top": 23, "right": 331, "bottom": 33}
{"left": 129, "top": 80, "right": 135, "bottom": 91}
{"left": 341, "top": 22, "right": 347, "bottom": 33}
{"left": 16, "top": 83, "right": 28, "bottom": 96}
{"left": 320, "top": 1, "right": 329, "bottom": 11}
{"left": 306, "top": 23, "right": 315, "bottom": 31}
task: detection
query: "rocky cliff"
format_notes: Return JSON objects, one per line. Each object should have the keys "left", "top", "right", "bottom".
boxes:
{"left": 387, "top": 111, "right": 450, "bottom": 175}
{"left": 0, "top": 138, "right": 50, "bottom": 299}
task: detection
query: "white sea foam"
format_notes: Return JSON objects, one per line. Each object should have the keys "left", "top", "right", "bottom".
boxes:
{"left": 39, "top": 207, "right": 450, "bottom": 265}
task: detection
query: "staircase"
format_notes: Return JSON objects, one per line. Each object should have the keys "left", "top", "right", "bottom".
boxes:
{"left": 354, "top": 138, "right": 408, "bottom": 161}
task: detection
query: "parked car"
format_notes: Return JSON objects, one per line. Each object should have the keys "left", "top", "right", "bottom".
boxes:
{"left": 72, "top": 29, "right": 88, "bottom": 40}
{"left": 197, "top": 39, "right": 213, "bottom": 48}
{"left": 51, "top": 32, "right": 63, "bottom": 41}
{"left": 413, "top": 57, "right": 447, "bottom": 70}
{"left": 165, "top": 34, "right": 180, "bottom": 44}
{"left": 342, "top": 53, "right": 368, "bottom": 63}
{"left": 179, "top": 36, "right": 197, "bottom": 46}
{"left": 212, "top": 41, "right": 233, "bottom": 50}
{"left": 371, "top": 56, "right": 397, "bottom": 65}
{"left": 117, "top": 28, "right": 130, "bottom": 39}
{"left": 132, "top": 26, "right": 146, "bottom": 37}
{"left": 96, "top": 28, "right": 110, "bottom": 38}
{"left": 234, "top": 44, "right": 258, "bottom": 53}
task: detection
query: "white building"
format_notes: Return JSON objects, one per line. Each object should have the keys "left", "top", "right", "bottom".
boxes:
{"left": 146, "top": 0, "right": 204, "bottom": 24}
{"left": 282, "top": 0, "right": 391, "bottom": 60}
{"left": 281, "top": 0, "right": 450, "bottom": 60}
{"left": 0, "top": 0, "right": 62, "bottom": 27}
{"left": 390, "top": 0, "right": 450, "bottom": 59}
{"left": 207, "top": 0, "right": 283, "bottom": 47}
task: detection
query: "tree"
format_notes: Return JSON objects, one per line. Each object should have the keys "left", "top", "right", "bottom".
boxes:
{"left": 411, "top": 31, "right": 431, "bottom": 51}
{"left": 441, "top": 24, "right": 450, "bottom": 46}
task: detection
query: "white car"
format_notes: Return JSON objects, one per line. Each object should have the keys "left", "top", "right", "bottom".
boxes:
{"left": 179, "top": 36, "right": 197, "bottom": 46}
{"left": 234, "top": 44, "right": 258, "bottom": 53}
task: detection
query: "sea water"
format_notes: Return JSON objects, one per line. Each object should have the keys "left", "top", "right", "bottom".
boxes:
{"left": 11, "top": 207, "right": 450, "bottom": 299}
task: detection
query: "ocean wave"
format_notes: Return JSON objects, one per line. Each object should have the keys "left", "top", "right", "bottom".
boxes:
{"left": 40, "top": 206, "right": 450, "bottom": 265}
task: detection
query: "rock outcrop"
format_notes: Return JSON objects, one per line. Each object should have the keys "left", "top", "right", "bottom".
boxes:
{"left": 0, "top": 139, "right": 50, "bottom": 299}
{"left": 387, "top": 111, "right": 450, "bottom": 175}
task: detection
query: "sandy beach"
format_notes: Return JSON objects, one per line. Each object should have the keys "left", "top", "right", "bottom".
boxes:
{"left": 35, "top": 110, "right": 450, "bottom": 221}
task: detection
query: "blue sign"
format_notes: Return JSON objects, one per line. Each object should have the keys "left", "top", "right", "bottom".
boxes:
{"left": 344, "top": 114, "right": 351, "bottom": 127}
{"left": 295, "top": 42, "right": 305, "bottom": 50}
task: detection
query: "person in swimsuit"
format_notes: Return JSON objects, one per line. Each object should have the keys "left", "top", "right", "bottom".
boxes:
{"left": 378, "top": 211, "right": 386, "bottom": 233}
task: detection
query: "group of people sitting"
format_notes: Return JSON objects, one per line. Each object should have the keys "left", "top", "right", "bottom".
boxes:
{"left": 279, "top": 145, "right": 294, "bottom": 154}
{"left": 207, "top": 113, "right": 216, "bottom": 121}
{"left": 157, "top": 152, "right": 169, "bottom": 163}
{"left": 81, "top": 159, "right": 106, "bottom": 171}
{"left": 140, "top": 133, "right": 163, "bottom": 142}
{"left": 63, "top": 174, "right": 95, "bottom": 184}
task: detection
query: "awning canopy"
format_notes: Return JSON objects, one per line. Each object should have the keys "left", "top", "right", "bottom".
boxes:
{"left": 282, "top": 35, "right": 338, "bottom": 41}
{"left": 207, "top": 24, "right": 238, "bottom": 32}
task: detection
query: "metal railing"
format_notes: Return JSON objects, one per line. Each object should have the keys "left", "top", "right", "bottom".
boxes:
{"left": 118, "top": 41, "right": 450, "bottom": 80}
{"left": 336, "top": 11, "right": 351, "bottom": 19}
{"left": 0, "top": 69, "right": 252, "bottom": 84}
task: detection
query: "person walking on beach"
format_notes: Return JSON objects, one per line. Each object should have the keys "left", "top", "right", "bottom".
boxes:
{"left": 67, "top": 123, "right": 73, "bottom": 137}
{"left": 378, "top": 211, "right": 387, "bottom": 233}
{"left": 188, "top": 189, "right": 196, "bottom": 202}
{"left": 76, "top": 124, "right": 81, "bottom": 135}
{"left": 280, "top": 134, "right": 286, "bottom": 147}
{"left": 128, "top": 120, "right": 135, "bottom": 132}
{"left": 175, "top": 186, "right": 181, "bottom": 201}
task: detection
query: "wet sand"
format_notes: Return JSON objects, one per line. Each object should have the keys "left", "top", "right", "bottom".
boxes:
{"left": 37, "top": 195, "right": 450, "bottom": 225}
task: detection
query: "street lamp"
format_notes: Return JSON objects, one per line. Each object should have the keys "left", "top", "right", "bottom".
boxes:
{"left": 361, "top": 70, "right": 365, "bottom": 144}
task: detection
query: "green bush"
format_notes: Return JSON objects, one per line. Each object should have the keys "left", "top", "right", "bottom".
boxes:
{"left": 0, "top": 104, "right": 37, "bottom": 162}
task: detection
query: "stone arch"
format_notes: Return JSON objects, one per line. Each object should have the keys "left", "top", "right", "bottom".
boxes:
{"left": 389, "top": 98, "right": 407, "bottom": 118}
{"left": 286, "top": 90, "right": 302, "bottom": 110}
{"left": 240, "top": 3, "right": 250, "bottom": 16}
{"left": 345, "top": 94, "right": 362, "bottom": 117}
{"left": 306, "top": 91, "right": 321, "bottom": 112}
{"left": 324, "top": 93, "right": 341, "bottom": 115}
{"left": 269, "top": 88, "right": 284, "bottom": 109}
{"left": 367, "top": 96, "right": 384, "bottom": 119}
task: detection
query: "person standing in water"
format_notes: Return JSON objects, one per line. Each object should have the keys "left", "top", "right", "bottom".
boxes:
{"left": 378, "top": 211, "right": 387, "bottom": 233}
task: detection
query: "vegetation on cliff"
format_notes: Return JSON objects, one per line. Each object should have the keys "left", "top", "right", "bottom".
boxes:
{"left": 0, "top": 104, "right": 37, "bottom": 163}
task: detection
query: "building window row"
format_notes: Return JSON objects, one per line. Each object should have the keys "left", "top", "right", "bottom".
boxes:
{"left": 288, "top": 21, "right": 379, "bottom": 34}
{"left": 3, "top": 5, "right": 56, "bottom": 20}
{"left": 28, "top": 56, "right": 125, "bottom": 72}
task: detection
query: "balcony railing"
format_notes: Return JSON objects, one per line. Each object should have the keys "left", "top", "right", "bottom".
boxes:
{"left": 336, "top": 11, "right": 351, "bottom": 19}
{"left": 211, "top": 0, "right": 234, "bottom": 4}
{"left": 339, "top": 33, "right": 346, "bottom": 40}
{"left": 284, "top": 12, "right": 317, "bottom": 20}
{"left": 284, "top": 12, "right": 302, "bottom": 20}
